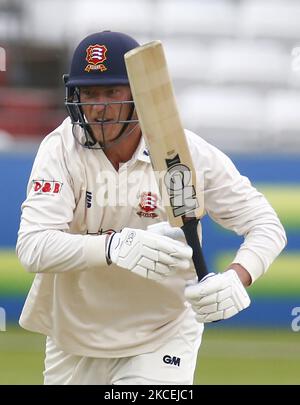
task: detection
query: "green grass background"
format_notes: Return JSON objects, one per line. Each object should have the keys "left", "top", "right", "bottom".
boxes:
{"left": 0, "top": 184, "right": 299, "bottom": 384}
{"left": 0, "top": 250, "right": 34, "bottom": 295}
{"left": 1, "top": 326, "right": 299, "bottom": 385}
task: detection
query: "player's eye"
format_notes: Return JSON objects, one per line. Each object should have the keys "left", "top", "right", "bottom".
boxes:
{"left": 80, "top": 89, "right": 93, "bottom": 99}
{"left": 106, "top": 88, "right": 121, "bottom": 98}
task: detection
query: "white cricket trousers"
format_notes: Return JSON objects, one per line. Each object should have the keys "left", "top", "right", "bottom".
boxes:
{"left": 43, "top": 314, "right": 204, "bottom": 385}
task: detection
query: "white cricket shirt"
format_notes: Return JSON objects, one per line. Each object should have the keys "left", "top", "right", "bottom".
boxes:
{"left": 17, "top": 118, "right": 286, "bottom": 357}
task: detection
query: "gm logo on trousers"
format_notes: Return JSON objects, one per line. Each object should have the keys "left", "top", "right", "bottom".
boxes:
{"left": 163, "top": 355, "right": 181, "bottom": 366}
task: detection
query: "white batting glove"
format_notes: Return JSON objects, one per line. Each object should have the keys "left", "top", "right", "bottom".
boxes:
{"left": 147, "top": 221, "right": 185, "bottom": 243}
{"left": 184, "top": 269, "right": 251, "bottom": 323}
{"left": 106, "top": 228, "right": 192, "bottom": 281}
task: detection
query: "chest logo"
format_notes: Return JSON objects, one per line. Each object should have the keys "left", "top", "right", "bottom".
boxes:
{"left": 137, "top": 192, "right": 158, "bottom": 218}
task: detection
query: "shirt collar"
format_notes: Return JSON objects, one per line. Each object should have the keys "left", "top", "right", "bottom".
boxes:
{"left": 131, "top": 136, "right": 151, "bottom": 164}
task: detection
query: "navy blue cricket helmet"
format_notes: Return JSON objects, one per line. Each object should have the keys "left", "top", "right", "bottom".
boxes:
{"left": 64, "top": 31, "right": 140, "bottom": 149}
{"left": 65, "top": 31, "right": 140, "bottom": 88}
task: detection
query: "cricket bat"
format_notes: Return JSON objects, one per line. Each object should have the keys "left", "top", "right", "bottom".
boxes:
{"left": 125, "top": 40, "right": 208, "bottom": 280}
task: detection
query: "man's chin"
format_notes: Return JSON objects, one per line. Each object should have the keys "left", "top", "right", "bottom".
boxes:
{"left": 93, "top": 132, "right": 120, "bottom": 146}
{"left": 91, "top": 124, "right": 124, "bottom": 143}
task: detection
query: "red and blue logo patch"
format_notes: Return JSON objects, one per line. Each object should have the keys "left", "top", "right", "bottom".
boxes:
{"left": 85, "top": 44, "right": 107, "bottom": 72}
{"left": 32, "top": 180, "right": 63, "bottom": 195}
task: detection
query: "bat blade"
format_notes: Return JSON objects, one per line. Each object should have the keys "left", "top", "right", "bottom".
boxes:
{"left": 125, "top": 41, "right": 208, "bottom": 280}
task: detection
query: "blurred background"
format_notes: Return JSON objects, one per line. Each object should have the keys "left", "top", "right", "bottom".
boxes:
{"left": 0, "top": 0, "right": 299, "bottom": 384}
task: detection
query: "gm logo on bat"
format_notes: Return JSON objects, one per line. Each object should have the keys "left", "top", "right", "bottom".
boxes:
{"left": 164, "top": 154, "right": 199, "bottom": 217}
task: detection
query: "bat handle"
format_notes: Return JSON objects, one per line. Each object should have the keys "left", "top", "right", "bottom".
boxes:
{"left": 181, "top": 217, "right": 208, "bottom": 281}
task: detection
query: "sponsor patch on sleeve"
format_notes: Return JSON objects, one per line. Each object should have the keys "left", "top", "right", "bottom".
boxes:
{"left": 32, "top": 180, "right": 63, "bottom": 195}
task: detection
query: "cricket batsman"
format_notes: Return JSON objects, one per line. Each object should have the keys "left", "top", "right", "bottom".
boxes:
{"left": 16, "top": 31, "right": 286, "bottom": 385}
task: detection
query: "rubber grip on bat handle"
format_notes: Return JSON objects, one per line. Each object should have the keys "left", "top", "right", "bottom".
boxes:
{"left": 181, "top": 218, "right": 208, "bottom": 281}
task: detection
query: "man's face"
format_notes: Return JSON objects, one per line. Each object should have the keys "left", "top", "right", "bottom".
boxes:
{"left": 80, "top": 85, "right": 133, "bottom": 144}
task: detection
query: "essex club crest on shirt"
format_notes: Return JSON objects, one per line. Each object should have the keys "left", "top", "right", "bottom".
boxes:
{"left": 85, "top": 44, "right": 107, "bottom": 72}
{"left": 137, "top": 191, "right": 158, "bottom": 218}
